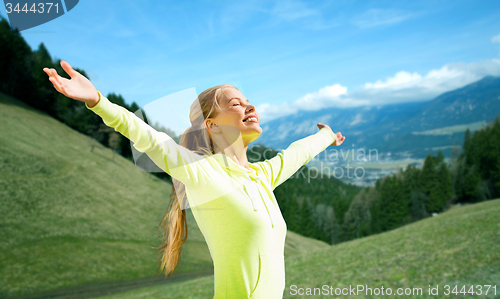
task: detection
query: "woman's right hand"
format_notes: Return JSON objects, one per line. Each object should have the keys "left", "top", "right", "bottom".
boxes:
{"left": 317, "top": 122, "right": 345, "bottom": 146}
{"left": 43, "top": 60, "right": 100, "bottom": 107}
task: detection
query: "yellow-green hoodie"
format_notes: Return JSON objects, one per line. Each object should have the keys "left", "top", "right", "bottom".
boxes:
{"left": 86, "top": 90, "right": 337, "bottom": 299}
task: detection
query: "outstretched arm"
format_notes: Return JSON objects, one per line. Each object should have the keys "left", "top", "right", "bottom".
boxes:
{"left": 43, "top": 60, "right": 208, "bottom": 187}
{"left": 256, "top": 124, "right": 345, "bottom": 190}
{"left": 86, "top": 90, "right": 209, "bottom": 184}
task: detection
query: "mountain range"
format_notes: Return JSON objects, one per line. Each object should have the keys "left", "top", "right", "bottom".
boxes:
{"left": 255, "top": 76, "right": 500, "bottom": 159}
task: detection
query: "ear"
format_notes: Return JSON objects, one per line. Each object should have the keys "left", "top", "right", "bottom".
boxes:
{"left": 205, "top": 119, "right": 222, "bottom": 134}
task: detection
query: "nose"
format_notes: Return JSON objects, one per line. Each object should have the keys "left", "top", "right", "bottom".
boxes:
{"left": 246, "top": 104, "right": 256, "bottom": 113}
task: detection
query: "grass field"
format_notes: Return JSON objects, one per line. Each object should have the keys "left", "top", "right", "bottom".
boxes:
{"left": 94, "top": 199, "right": 500, "bottom": 299}
{"left": 0, "top": 93, "right": 329, "bottom": 297}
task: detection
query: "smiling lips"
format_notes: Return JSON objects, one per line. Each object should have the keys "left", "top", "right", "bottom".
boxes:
{"left": 243, "top": 114, "right": 258, "bottom": 123}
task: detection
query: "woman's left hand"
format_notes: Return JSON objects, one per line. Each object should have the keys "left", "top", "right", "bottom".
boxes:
{"left": 317, "top": 123, "right": 345, "bottom": 146}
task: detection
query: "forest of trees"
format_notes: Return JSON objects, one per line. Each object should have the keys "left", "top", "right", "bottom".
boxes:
{"left": 2, "top": 16, "right": 499, "bottom": 246}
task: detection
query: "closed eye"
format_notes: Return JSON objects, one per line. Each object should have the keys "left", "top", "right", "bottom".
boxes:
{"left": 233, "top": 103, "right": 239, "bottom": 106}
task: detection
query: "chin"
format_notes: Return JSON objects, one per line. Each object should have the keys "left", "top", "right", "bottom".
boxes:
{"left": 250, "top": 127, "right": 263, "bottom": 135}
{"left": 251, "top": 130, "right": 263, "bottom": 141}
{"left": 243, "top": 128, "right": 262, "bottom": 144}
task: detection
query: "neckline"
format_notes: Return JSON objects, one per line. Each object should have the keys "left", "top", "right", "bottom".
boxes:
{"left": 211, "top": 153, "right": 260, "bottom": 174}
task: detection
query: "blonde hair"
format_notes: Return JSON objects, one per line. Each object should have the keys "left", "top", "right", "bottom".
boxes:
{"left": 156, "top": 83, "right": 238, "bottom": 277}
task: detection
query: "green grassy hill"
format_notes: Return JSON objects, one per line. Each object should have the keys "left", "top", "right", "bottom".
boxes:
{"left": 94, "top": 199, "right": 500, "bottom": 299}
{"left": 0, "top": 93, "right": 329, "bottom": 297}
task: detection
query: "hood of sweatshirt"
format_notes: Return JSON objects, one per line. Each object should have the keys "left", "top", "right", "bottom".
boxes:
{"left": 211, "top": 153, "right": 276, "bottom": 228}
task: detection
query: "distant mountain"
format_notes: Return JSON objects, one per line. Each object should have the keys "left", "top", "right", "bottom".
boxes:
{"left": 379, "top": 75, "right": 500, "bottom": 133}
{"left": 256, "top": 101, "right": 426, "bottom": 150}
{"left": 255, "top": 76, "right": 500, "bottom": 159}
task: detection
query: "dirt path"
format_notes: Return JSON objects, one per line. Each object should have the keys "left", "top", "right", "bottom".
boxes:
{"left": 4, "top": 270, "right": 213, "bottom": 299}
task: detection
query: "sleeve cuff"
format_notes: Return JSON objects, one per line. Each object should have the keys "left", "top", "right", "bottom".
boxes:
{"left": 85, "top": 90, "right": 120, "bottom": 121}
{"left": 85, "top": 90, "right": 103, "bottom": 110}
{"left": 318, "top": 127, "right": 337, "bottom": 146}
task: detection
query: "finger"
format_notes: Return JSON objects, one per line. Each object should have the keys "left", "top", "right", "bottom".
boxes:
{"left": 49, "top": 76, "right": 63, "bottom": 92}
{"left": 43, "top": 67, "right": 53, "bottom": 77}
{"left": 47, "top": 69, "right": 64, "bottom": 87}
{"left": 48, "top": 77, "right": 63, "bottom": 93}
{"left": 48, "top": 71, "right": 67, "bottom": 94}
{"left": 45, "top": 68, "right": 58, "bottom": 81}
{"left": 44, "top": 69, "right": 63, "bottom": 93}
{"left": 61, "top": 60, "right": 77, "bottom": 79}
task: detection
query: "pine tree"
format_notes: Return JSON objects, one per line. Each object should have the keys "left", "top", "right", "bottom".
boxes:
{"left": 436, "top": 151, "right": 445, "bottom": 166}
{"left": 378, "top": 175, "right": 407, "bottom": 231}
{"left": 342, "top": 188, "right": 373, "bottom": 241}
{"left": 436, "top": 161, "right": 454, "bottom": 210}
{"left": 368, "top": 191, "right": 381, "bottom": 235}
{"left": 420, "top": 154, "right": 440, "bottom": 212}
{"left": 463, "top": 164, "right": 482, "bottom": 202}
{"left": 463, "top": 128, "right": 472, "bottom": 161}
{"left": 410, "top": 188, "right": 428, "bottom": 220}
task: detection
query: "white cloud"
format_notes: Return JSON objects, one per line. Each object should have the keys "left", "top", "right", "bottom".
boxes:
{"left": 294, "top": 84, "right": 348, "bottom": 109}
{"left": 358, "top": 60, "right": 500, "bottom": 103}
{"left": 257, "top": 58, "right": 500, "bottom": 123}
{"left": 351, "top": 8, "right": 414, "bottom": 29}
{"left": 257, "top": 83, "right": 368, "bottom": 123}
{"left": 492, "top": 34, "right": 500, "bottom": 43}
{"left": 363, "top": 65, "right": 466, "bottom": 92}
{"left": 256, "top": 102, "right": 299, "bottom": 123}
{"left": 364, "top": 71, "right": 422, "bottom": 90}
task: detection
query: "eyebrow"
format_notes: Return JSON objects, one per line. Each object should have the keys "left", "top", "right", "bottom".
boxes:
{"left": 228, "top": 97, "right": 250, "bottom": 104}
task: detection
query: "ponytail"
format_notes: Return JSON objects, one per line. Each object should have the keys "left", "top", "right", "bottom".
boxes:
{"left": 155, "top": 125, "right": 215, "bottom": 277}
{"left": 156, "top": 183, "right": 188, "bottom": 277}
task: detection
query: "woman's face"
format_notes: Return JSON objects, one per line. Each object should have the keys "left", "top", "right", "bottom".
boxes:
{"left": 207, "top": 87, "right": 262, "bottom": 146}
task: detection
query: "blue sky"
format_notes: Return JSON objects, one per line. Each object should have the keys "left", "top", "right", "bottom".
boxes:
{"left": 3, "top": 0, "right": 500, "bottom": 134}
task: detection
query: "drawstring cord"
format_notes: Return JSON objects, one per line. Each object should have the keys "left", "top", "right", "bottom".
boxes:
{"left": 217, "top": 154, "right": 276, "bottom": 228}
{"left": 243, "top": 174, "right": 275, "bottom": 228}
{"left": 243, "top": 177, "right": 259, "bottom": 211}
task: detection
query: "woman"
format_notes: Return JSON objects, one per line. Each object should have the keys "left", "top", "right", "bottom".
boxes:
{"left": 43, "top": 60, "right": 345, "bottom": 299}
